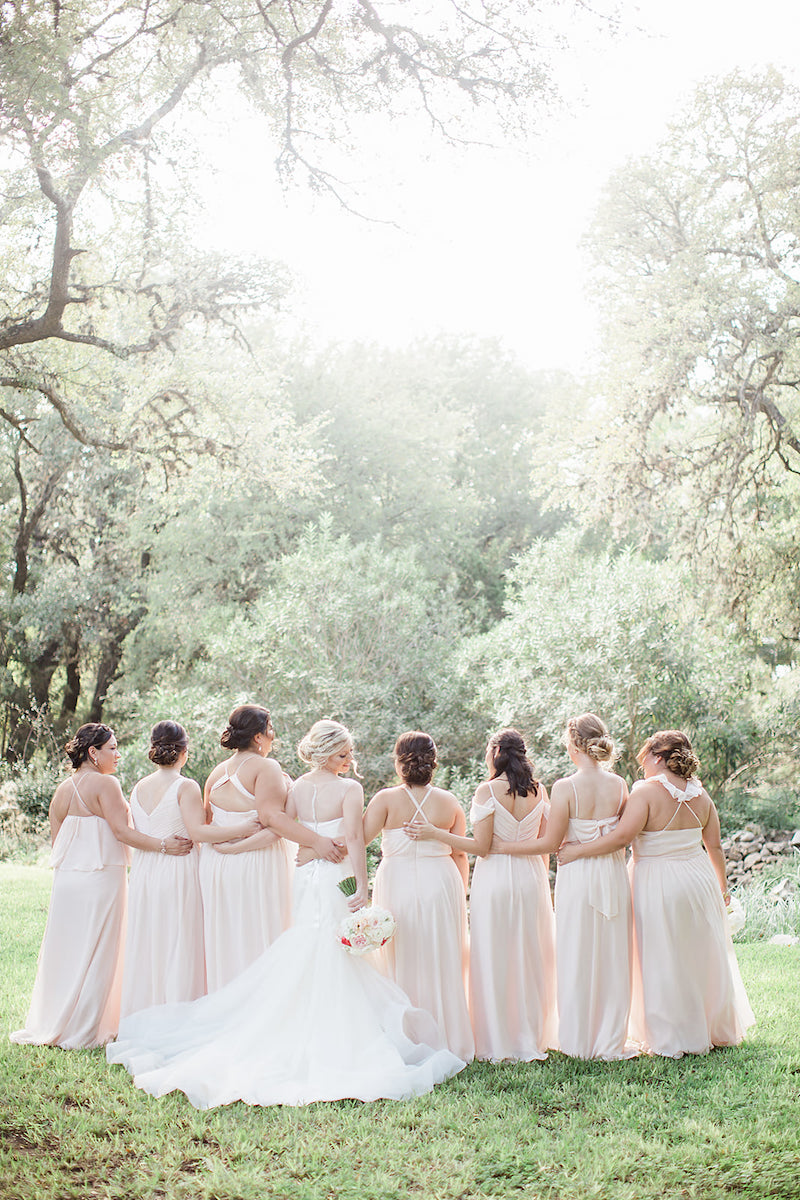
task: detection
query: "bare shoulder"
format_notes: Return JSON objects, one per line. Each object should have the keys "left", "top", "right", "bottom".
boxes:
{"left": 178, "top": 776, "right": 202, "bottom": 801}
{"left": 342, "top": 779, "right": 365, "bottom": 810}
{"left": 549, "top": 777, "right": 572, "bottom": 800}
{"left": 473, "top": 780, "right": 495, "bottom": 802}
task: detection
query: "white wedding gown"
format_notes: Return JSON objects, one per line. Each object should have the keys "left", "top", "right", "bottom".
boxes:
{"left": 107, "top": 812, "right": 465, "bottom": 1108}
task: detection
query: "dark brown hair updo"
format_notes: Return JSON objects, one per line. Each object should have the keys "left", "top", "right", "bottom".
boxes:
{"left": 149, "top": 720, "right": 189, "bottom": 767}
{"left": 487, "top": 728, "right": 537, "bottom": 797}
{"left": 394, "top": 731, "right": 437, "bottom": 786}
{"left": 637, "top": 730, "right": 700, "bottom": 780}
{"left": 64, "top": 723, "right": 114, "bottom": 769}
{"left": 567, "top": 713, "right": 615, "bottom": 764}
{"left": 220, "top": 704, "right": 271, "bottom": 750}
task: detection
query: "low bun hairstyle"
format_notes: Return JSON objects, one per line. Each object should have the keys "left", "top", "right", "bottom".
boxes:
{"left": 64, "top": 723, "right": 114, "bottom": 769}
{"left": 297, "top": 720, "right": 355, "bottom": 771}
{"left": 637, "top": 730, "right": 700, "bottom": 780}
{"left": 394, "top": 731, "right": 437, "bottom": 786}
{"left": 220, "top": 705, "right": 271, "bottom": 750}
{"left": 487, "top": 728, "right": 536, "bottom": 797}
{"left": 566, "top": 713, "right": 616, "bottom": 764}
{"left": 149, "top": 720, "right": 188, "bottom": 767}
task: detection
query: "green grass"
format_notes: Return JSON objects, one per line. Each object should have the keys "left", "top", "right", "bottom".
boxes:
{"left": 2, "top": 866, "right": 799, "bottom": 1200}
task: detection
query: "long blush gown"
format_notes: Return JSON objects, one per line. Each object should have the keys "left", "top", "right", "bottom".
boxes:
{"left": 629, "top": 776, "right": 755, "bottom": 1057}
{"left": 468, "top": 783, "right": 557, "bottom": 1061}
{"left": 120, "top": 778, "right": 205, "bottom": 1018}
{"left": 11, "top": 779, "right": 129, "bottom": 1049}
{"left": 373, "top": 787, "right": 474, "bottom": 1062}
{"left": 554, "top": 778, "right": 635, "bottom": 1059}
{"left": 198, "top": 762, "right": 290, "bottom": 992}
{"left": 107, "top": 797, "right": 465, "bottom": 1108}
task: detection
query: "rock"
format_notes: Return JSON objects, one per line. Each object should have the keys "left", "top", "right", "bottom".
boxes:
{"left": 738, "top": 830, "right": 756, "bottom": 843}
{"left": 743, "top": 852, "right": 762, "bottom": 869}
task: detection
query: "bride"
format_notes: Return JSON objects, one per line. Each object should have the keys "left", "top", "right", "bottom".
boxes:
{"left": 107, "top": 720, "right": 465, "bottom": 1108}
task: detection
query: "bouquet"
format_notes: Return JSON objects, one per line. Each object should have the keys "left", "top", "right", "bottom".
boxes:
{"left": 337, "top": 878, "right": 396, "bottom": 955}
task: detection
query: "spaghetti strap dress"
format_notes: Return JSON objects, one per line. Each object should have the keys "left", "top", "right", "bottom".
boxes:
{"left": 554, "top": 778, "right": 635, "bottom": 1059}
{"left": 107, "top": 784, "right": 465, "bottom": 1108}
{"left": 469, "top": 782, "right": 557, "bottom": 1061}
{"left": 11, "top": 777, "right": 129, "bottom": 1048}
{"left": 629, "top": 775, "right": 755, "bottom": 1056}
{"left": 198, "top": 760, "right": 291, "bottom": 992}
{"left": 120, "top": 778, "right": 206, "bottom": 1017}
{"left": 373, "top": 787, "right": 474, "bottom": 1061}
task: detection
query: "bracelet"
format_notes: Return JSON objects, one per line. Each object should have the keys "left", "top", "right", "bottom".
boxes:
{"left": 160, "top": 838, "right": 167, "bottom": 855}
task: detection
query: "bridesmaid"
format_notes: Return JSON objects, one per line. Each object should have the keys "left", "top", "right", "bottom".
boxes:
{"left": 410, "top": 728, "right": 556, "bottom": 1061}
{"left": 559, "top": 729, "right": 755, "bottom": 1057}
{"left": 495, "top": 715, "right": 633, "bottom": 1060}
{"left": 364, "top": 731, "right": 474, "bottom": 1062}
{"left": 11, "top": 723, "right": 191, "bottom": 1049}
{"left": 121, "top": 720, "right": 259, "bottom": 1017}
{"left": 200, "top": 704, "right": 344, "bottom": 991}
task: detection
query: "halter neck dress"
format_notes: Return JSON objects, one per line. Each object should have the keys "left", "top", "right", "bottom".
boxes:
{"left": 554, "top": 776, "right": 635, "bottom": 1059}
{"left": 373, "top": 786, "right": 474, "bottom": 1061}
{"left": 468, "top": 781, "right": 557, "bottom": 1060}
{"left": 120, "top": 776, "right": 205, "bottom": 1017}
{"left": 199, "top": 758, "right": 290, "bottom": 992}
{"left": 11, "top": 775, "right": 129, "bottom": 1048}
{"left": 629, "top": 775, "right": 754, "bottom": 1056}
{"left": 107, "top": 780, "right": 465, "bottom": 1107}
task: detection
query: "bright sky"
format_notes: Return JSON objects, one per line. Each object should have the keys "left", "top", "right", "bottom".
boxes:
{"left": 201, "top": 0, "right": 800, "bottom": 372}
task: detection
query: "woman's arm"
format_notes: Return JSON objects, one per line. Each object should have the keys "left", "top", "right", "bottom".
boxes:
{"left": 701, "top": 796, "right": 729, "bottom": 898}
{"left": 341, "top": 783, "right": 368, "bottom": 910}
{"left": 179, "top": 781, "right": 261, "bottom": 844}
{"left": 48, "top": 785, "right": 70, "bottom": 845}
{"left": 363, "top": 791, "right": 390, "bottom": 846}
{"left": 557, "top": 790, "right": 648, "bottom": 864}
{"left": 254, "top": 760, "right": 344, "bottom": 862}
{"left": 98, "top": 780, "right": 192, "bottom": 855}
{"left": 213, "top": 828, "right": 281, "bottom": 854}
{"left": 405, "top": 811, "right": 494, "bottom": 857}
{"left": 448, "top": 803, "right": 470, "bottom": 892}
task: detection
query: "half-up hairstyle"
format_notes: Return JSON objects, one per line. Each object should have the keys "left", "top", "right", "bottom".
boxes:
{"left": 64, "top": 723, "right": 114, "bottom": 769}
{"left": 297, "top": 720, "right": 356, "bottom": 772}
{"left": 394, "top": 731, "right": 437, "bottom": 786}
{"left": 566, "top": 713, "right": 616, "bottom": 764}
{"left": 637, "top": 730, "right": 700, "bottom": 780}
{"left": 487, "top": 728, "right": 537, "bottom": 797}
{"left": 149, "top": 720, "right": 188, "bottom": 767}
{"left": 220, "top": 704, "right": 271, "bottom": 750}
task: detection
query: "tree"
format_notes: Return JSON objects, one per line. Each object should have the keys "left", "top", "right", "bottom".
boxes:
{"left": 562, "top": 69, "right": 800, "bottom": 647}
{"left": 462, "top": 529, "right": 770, "bottom": 797}
{"left": 111, "top": 521, "right": 468, "bottom": 794}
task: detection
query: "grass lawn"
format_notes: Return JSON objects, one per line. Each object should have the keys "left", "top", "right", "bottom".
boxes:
{"left": 1, "top": 864, "right": 798, "bottom": 1200}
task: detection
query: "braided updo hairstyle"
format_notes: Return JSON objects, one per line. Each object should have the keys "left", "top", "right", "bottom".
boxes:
{"left": 487, "top": 728, "right": 537, "bottom": 797}
{"left": 637, "top": 730, "right": 700, "bottom": 780}
{"left": 149, "top": 720, "right": 188, "bottom": 766}
{"left": 220, "top": 704, "right": 271, "bottom": 750}
{"left": 297, "top": 719, "right": 356, "bottom": 771}
{"left": 64, "top": 723, "right": 114, "bottom": 769}
{"left": 394, "top": 731, "right": 437, "bottom": 786}
{"left": 566, "top": 713, "right": 616, "bottom": 764}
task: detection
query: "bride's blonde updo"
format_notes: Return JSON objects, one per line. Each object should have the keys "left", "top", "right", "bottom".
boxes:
{"left": 637, "top": 730, "right": 700, "bottom": 780}
{"left": 297, "top": 720, "right": 356, "bottom": 772}
{"left": 394, "top": 731, "right": 437, "bottom": 786}
{"left": 566, "top": 713, "right": 616, "bottom": 764}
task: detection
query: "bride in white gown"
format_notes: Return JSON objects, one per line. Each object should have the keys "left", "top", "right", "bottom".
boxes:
{"left": 107, "top": 720, "right": 465, "bottom": 1108}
